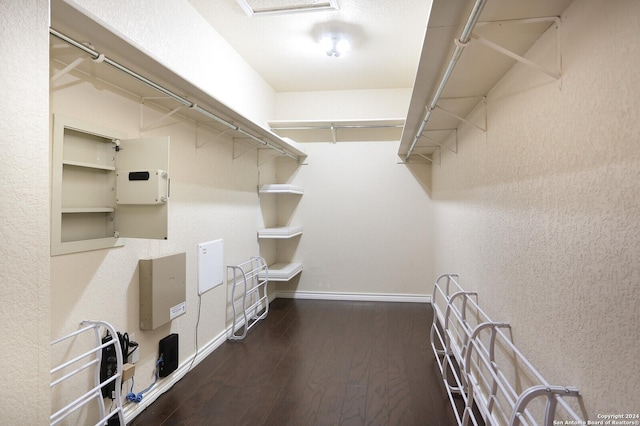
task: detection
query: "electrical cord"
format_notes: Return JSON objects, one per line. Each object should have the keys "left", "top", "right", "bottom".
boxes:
{"left": 127, "top": 341, "right": 139, "bottom": 361}
{"left": 125, "top": 357, "right": 163, "bottom": 403}
{"left": 187, "top": 293, "right": 202, "bottom": 373}
{"left": 121, "top": 332, "right": 129, "bottom": 358}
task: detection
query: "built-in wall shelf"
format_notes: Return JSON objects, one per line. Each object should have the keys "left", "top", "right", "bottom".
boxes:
{"left": 258, "top": 226, "right": 303, "bottom": 239}
{"left": 259, "top": 262, "right": 303, "bottom": 282}
{"left": 258, "top": 182, "right": 303, "bottom": 282}
{"left": 50, "top": 0, "right": 307, "bottom": 163}
{"left": 62, "top": 207, "right": 115, "bottom": 214}
{"left": 63, "top": 160, "right": 116, "bottom": 171}
{"left": 399, "top": 0, "right": 569, "bottom": 161}
{"left": 259, "top": 184, "right": 304, "bottom": 195}
{"left": 268, "top": 118, "right": 404, "bottom": 143}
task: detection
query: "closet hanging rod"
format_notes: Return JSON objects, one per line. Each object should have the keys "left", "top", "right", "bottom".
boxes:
{"left": 270, "top": 123, "right": 404, "bottom": 131}
{"left": 49, "top": 27, "right": 301, "bottom": 163}
{"left": 406, "top": 0, "right": 487, "bottom": 161}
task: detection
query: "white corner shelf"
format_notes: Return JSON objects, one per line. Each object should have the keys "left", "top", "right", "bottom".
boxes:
{"left": 259, "top": 184, "right": 304, "bottom": 195}
{"left": 259, "top": 262, "right": 303, "bottom": 282}
{"left": 258, "top": 225, "right": 303, "bottom": 239}
{"left": 258, "top": 182, "right": 304, "bottom": 282}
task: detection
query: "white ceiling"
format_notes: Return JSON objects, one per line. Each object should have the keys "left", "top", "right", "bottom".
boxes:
{"left": 188, "top": 0, "right": 433, "bottom": 92}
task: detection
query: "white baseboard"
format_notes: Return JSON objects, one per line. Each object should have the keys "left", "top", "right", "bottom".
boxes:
{"left": 276, "top": 290, "right": 431, "bottom": 303}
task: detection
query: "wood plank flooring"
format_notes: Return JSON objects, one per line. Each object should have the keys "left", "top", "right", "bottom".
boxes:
{"left": 129, "top": 298, "right": 458, "bottom": 426}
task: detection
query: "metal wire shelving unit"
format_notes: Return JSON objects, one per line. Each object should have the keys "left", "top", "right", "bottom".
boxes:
{"left": 430, "top": 274, "right": 586, "bottom": 426}
{"left": 50, "top": 320, "right": 125, "bottom": 426}
{"left": 228, "top": 257, "right": 269, "bottom": 340}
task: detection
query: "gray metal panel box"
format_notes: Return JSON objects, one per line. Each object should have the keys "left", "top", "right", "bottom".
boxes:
{"left": 139, "top": 252, "right": 186, "bottom": 330}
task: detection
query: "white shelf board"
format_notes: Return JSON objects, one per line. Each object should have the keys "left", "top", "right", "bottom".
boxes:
{"left": 259, "top": 184, "right": 304, "bottom": 195}
{"left": 268, "top": 118, "right": 405, "bottom": 130}
{"left": 62, "top": 207, "right": 115, "bottom": 213}
{"left": 258, "top": 226, "right": 303, "bottom": 239}
{"left": 259, "top": 262, "right": 303, "bottom": 281}
{"left": 268, "top": 118, "right": 405, "bottom": 143}
{"left": 63, "top": 160, "right": 116, "bottom": 171}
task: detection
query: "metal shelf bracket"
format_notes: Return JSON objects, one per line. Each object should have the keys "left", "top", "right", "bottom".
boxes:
{"left": 434, "top": 101, "right": 486, "bottom": 133}
{"left": 140, "top": 97, "right": 183, "bottom": 132}
{"left": 471, "top": 17, "right": 562, "bottom": 80}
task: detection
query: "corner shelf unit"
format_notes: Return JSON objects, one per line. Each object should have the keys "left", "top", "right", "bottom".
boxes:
{"left": 258, "top": 184, "right": 303, "bottom": 282}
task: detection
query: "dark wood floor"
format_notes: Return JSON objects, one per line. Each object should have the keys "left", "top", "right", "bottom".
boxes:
{"left": 130, "top": 298, "right": 458, "bottom": 426}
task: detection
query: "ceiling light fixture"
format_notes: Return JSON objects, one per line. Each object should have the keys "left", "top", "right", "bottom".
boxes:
{"left": 319, "top": 34, "right": 350, "bottom": 57}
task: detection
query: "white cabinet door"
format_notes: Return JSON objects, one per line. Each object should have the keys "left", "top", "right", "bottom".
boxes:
{"left": 115, "top": 137, "right": 170, "bottom": 240}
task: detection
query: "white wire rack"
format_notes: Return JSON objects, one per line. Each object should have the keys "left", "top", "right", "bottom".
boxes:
{"left": 50, "top": 320, "right": 125, "bottom": 426}
{"left": 228, "top": 257, "right": 269, "bottom": 340}
{"left": 430, "top": 274, "right": 586, "bottom": 426}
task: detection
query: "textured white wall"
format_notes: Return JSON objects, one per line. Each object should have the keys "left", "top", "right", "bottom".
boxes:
{"left": 0, "top": 0, "right": 50, "bottom": 423}
{"left": 432, "top": 0, "right": 640, "bottom": 416}
{"left": 73, "top": 0, "right": 276, "bottom": 127}
{"left": 273, "top": 88, "right": 430, "bottom": 300}
{"left": 275, "top": 88, "right": 412, "bottom": 121}
{"left": 277, "top": 141, "right": 433, "bottom": 299}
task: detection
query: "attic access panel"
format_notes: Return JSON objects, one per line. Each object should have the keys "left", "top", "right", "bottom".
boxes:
{"left": 237, "top": 0, "right": 338, "bottom": 16}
